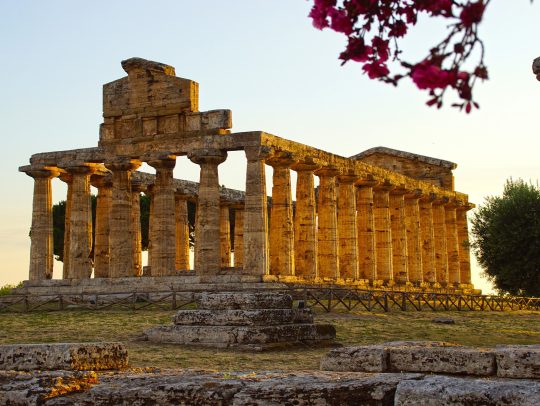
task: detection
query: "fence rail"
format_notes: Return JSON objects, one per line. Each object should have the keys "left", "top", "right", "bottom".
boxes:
{"left": 0, "top": 287, "right": 539, "bottom": 313}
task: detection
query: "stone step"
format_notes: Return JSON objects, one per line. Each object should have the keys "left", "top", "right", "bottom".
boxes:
{"left": 173, "top": 308, "right": 313, "bottom": 326}
{"left": 197, "top": 292, "right": 293, "bottom": 310}
{"left": 143, "top": 323, "right": 336, "bottom": 350}
{"left": 0, "top": 343, "right": 128, "bottom": 371}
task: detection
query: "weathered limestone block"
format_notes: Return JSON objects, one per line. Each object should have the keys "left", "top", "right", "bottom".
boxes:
{"left": 495, "top": 345, "right": 540, "bottom": 379}
{"left": 394, "top": 375, "right": 540, "bottom": 406}
{"left": 173, "top": 308, "right": 313, "bottom": 326}
{"left": 292, "top": 160, "right": 319, "bottom": 279}
{"left": 320, "top": 345, "right": 387, "bottom": 372}
{"left": 231, "top": 372, "right": 422, "bottom": 406}
{"left": 0, "top": 343, "right": 128, "bottom": 371}
{"left": 197, "top": 292, "right": 293, "bottom": 310}
{"left": 388, "top": 344, "right": 496, "bottom": 376}
{"left": 0, "top": 370, "right": 98, "bottom": 406}
{"left": 143, "top": 323, "right": 336, "bottom": 349}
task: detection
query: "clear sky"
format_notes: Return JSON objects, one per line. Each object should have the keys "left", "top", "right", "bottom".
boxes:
{"left": 1, "top": 1, "right": 538, "bottom": 292}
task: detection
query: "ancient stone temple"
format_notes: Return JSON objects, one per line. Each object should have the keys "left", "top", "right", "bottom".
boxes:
{"left": 19, "top": 57, "right": 477, "bottom": 293}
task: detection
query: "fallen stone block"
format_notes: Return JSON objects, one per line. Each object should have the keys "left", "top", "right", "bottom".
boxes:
{"left": 320, "top": 345, "right": 387, "bottom": 372}
{"left": 172, "top": 308, "right": 313, "bottom": 326}
{"left": 144, "top": 323, "right": 335, "bottom": 350}
{"left": 495, "top": 345, "right": 540, "bottom": 379}
{"left": 388, "top": 344, "right": 496, "bottom": 376}
{"left": 197, "top": 292, "right": 293, "bottom": 310}
{"left": 0, "top": 343, "right": 128, "bottom": 371}
{"left": 394, "top": 375, "right": 540, "bottom": 406}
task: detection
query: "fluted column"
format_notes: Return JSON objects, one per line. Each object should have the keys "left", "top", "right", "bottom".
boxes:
{"left": 58, "top": 173, "right": 73, "bottom": 279}
{"left": 189, "top": 149, "right": 227, "bottom": 275}
{"left": 419, "top": 196, "right": 437, "bottom": 284}
{"left": 24, "top": 167, "right": 59, "bottom": 281}
{"left": 233, "top": 206, "right": 244, "bottom": 267}
{"left": 93, "top": 175, "right": 112, "bottom": 278}
{"left": 404, "top": 191, "right": 423, "bottom": 284}
{"left": 390, "top": 189, "right": 408, "bottom": 285}
{"left": 292, "top": 160, "right": 319, "bottom": 279}
{"left": 243, "top": 146, "right": 272, "bottom": 276}
{"left": 220, "top": 203, "right": 232, "bottom": 267}
{"left": 148, "top": 157, "right": 176, "bottom": 277}
{"left": 432, "top": 198, "right": 449, "bottom": 286}
{"left": 457, "top": 204, "right": 473, "bottom": 286}
{"left": 373, "top": 184, "right": 394, "bottom": 284}
{"left": 356, "top": 180, "right": 378, "bottom": 281}
{"left": 175, "top": 193, "right": 191, "bottom": 270}
{"left": 445, "top": 202, "right": 460, "bottom": 286}
{"left": 268, "top": 156, "right": 295, "bottom": 276}
{"left": 131, "top": 181, "right": 144, "bottom": 277}
{"left": 105, "top": 160, "right": 141, "bottom": 278}
{"left": 146, "top": 184, "right": 155, "bottom": 271}
{"left": 337, "top": 174, "right": 358, "bottom": 280}
{"left": 66, "top": 165, "right": 96, "bottom": 279}
{"left": 316, "top": 166, "right": 339, "bottom": 279}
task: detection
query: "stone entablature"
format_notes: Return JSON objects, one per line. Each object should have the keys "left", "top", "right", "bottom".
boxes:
{"left": 19, "top": 57, "right": 476, "bottom": 292}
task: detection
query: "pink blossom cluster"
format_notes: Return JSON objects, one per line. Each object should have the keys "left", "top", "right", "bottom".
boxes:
{"left": 309, "top": 0, "right": 490, "bottom": 113}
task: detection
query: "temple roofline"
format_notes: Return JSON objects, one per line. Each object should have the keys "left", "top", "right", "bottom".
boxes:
{"left": 351, "top": 146, "right": 457, "bottom": 170}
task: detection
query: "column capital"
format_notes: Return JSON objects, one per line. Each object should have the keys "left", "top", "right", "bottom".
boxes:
{"left": 147, "top": 155, "right": 176, "bottom": 170}
{"left": 64, "top": 163, "right": 99, "bottom": 175}
{"left": 405, "top": 189, "right": 423, "bottom": 200}
{"left": 374, "top": 182, "right": 395, "bottom": 192}
{"left": 105, "top": 159, "right": 141, "bottom": 172}
{"left": 131, "top": 180, "right": 146, "bottom": 193}
{"left": 188, "top": 148, "right": 227, "bottom": 165}
{"left": 315, "top": 166, "right": 339, "bottom": 178}
{"left": 420, "top": 192, "right": 437, "bottom": 203}
{"left": 91, "top": 174, "right": 113, "bottom": 189}
{"left": 244, "top": 145, "right": 273, "bottom": 162}
{"left": 291, "top": 158, "right": 321, "bottom": 172}
{"left": 390, "top": 186, "right": 409, "bottom": 196}
{"left": 356, "top": 175, "right": 379, "bottom": 187}
{"left": 21, "top": 166, "right": 60, "bottom": 179}
{"left": 433, "top": 196, "right": 450, "bottom": 206}
{"left": 266, "top": 152, "right": 295, "bottom": 168}
{"left": 456, "top": 202, "right": 475, "bottom": 212}
{"left": 337, "top": 173, "right": 358, "bottom": 184}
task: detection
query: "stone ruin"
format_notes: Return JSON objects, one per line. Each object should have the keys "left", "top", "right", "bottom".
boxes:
{"left": 143, "top": 292, "right": 336, "bottom": 350}
{"left": 18, "top": 57, "right": 478, "bottom": 294}
{"left": 1, "top": 341, "right": 538, "bottom": 404}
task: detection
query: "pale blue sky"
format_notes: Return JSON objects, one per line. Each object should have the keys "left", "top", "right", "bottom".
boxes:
{"left": 1, "top": 1, "right": 539, "bottom": 292}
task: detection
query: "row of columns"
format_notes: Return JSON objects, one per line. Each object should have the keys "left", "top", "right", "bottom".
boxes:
{"left": 24, "top": 146, "right": 473, "bottom": 288}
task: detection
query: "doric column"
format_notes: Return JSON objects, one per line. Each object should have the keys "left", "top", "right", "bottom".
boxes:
{"left": 292, "top": 160, "right": 319, "bottom": 279}
{"left": 233, "top": 205, "right": 245, "bottom": 267}
{"left": 404, "top": 191, "right": 423, "bottom": 284}
{"left": 148, "top": 156, "right": 176, "bottom": 277}
{"left": 189, "top": 149, "right": 227, "bottom": 275}
{"left": 373, "top": 184, "right": 394, "bottom": 284}
{"left": 457, "top": 203, "right": 474, "bottom": 286}
{"left": 24, "top": 167, "right": 59, "bottom": 281}
{"left": 93, "top": 175, "right": 112, "bottom": 278}
{"left": 105, "top": 159, "right": 141, "bottom": 278}
{"left": 175, "top": 193, "right": 191, "bottom": 270}
{"left": 220, "top": 202, "right": 232, "bottom": 267}
{"left": 243, "top": 146, "right": 272, "bottom": 276}
{"left": 390, "top": 189, "right": 409, "bottom": 285}
{"left": 337, "top": 173, "right": 358, "bottom": 280}
{"left": 445, "top": 202, "right": 460, "bottom": 286}
{"left": 432, "top": 198, "right": 449, "bottom": 286}
{"left": 146, "top": 184, "right": 155, "bottom": 271}
{"left": 131, "top": 180, "right": 144, "bottom": 277}
{"left": 58, "top": 172, "right": 73, "bottom": 279}
{"left": 267, "top": 155, "right": 295, "bottom": 276}
{"left": 315, "top": 166, "right": 340, "bottom": 279}
{"left": 66, "top": 165, "right": 96, "bottom": 279}
{"left": 356, "top": 180, "right": 378, "bottom": 281}
{"left": 419, "top": 195, "right": 437, "bottom": 284}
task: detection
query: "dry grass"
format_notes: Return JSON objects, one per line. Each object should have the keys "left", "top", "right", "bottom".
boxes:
{"left": 0, "top": 309, "right": 538, "bottom": 372}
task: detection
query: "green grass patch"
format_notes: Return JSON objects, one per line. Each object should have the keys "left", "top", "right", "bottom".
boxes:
{"left": 0, "top": 309, "right": 538, "bottom": 371}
